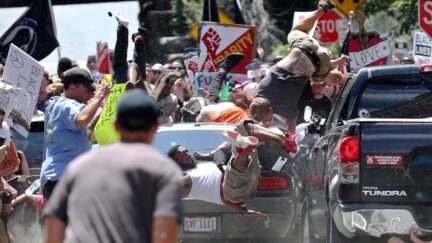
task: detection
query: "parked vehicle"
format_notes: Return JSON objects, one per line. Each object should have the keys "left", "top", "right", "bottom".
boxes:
{"left": 303, "top": 64, "right": 432, "bottom": 243}
{"left": 12, "top": 113, "right": 44, "bottom": 168}
{"left": 153, "top": 122, "right": 304, "bottom": 243}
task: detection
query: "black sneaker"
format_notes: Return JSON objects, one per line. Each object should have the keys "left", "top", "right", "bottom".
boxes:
{"left": 216, "top": 53, "right": 245, "bottom": 73}
{"left": 131, "top": 27, "right": 147, "bottom": 42}
{"left": 318, "top": 0, "right": 335, "bottom": 13}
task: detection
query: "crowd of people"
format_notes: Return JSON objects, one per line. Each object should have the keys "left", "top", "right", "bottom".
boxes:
{"left": 0, "top": 0, "right": 429, "bottom": 242}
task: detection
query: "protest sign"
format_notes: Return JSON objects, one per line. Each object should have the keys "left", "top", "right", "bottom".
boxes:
{"left": 184, "top": 53, "right": 216, "bottom": 80}
{"left": 94, "top": 83, "right": 126, "bottom": 145}
{"left": 97, "top": 41, "right": 111, "bottom": 74}
{"left": 413, "top": 31, "right": 432, "bottom": 63}
{"left": 349, "top": 39, "right": 391, "bottom": 69}
{"left": 199, "top": 22, "right": 256, "bottom": 74}
{"left": 194, "top": 72, "right": 248, "bottom": 96}
{"left": 1, "top": 44, "right": 43, "bottom": 137}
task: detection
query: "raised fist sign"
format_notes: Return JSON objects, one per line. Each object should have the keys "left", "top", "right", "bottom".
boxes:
{"left": 202, "top": 28, "right": 221, "bottom": 55}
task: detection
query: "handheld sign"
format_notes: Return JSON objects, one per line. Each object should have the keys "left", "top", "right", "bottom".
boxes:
{"left": 2, "top": 44, "right": 44, "bottom": 137}
{"left": 413, "top": 31, "right": 432, "bottom": 63}
{"left": 199, "top": 22, "right": 257, "bottom": 74}
{"left": 94, "top": 83, "right": 126, "bottom": 145}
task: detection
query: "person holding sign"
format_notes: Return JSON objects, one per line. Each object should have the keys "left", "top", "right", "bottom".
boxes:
{"left": 255, "top": 0, "right": 349, "bottom": 133}
{"left": 44, "top": 90, "right": 182, "bottom": 243}
{"left": 40, "top": 67, "right": 111, "bottom": 200}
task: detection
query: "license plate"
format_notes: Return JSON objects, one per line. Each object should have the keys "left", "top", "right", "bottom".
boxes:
{"left": 183, "top": 216, "right": 218, "bottom": 233}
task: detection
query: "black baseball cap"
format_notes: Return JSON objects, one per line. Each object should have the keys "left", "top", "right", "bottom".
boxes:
{"left": 62, "top": 67, "right": 96, "bottom": 91}
{"left": 116, "top": 89, "right": 163, "bottom": 131}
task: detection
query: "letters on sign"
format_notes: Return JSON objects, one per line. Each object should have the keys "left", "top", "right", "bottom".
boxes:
{"left": 349, "top": 40, "right": 391, "bottom": 68}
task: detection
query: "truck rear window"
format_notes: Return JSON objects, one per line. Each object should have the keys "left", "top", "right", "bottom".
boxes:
{"left": 356, "top": 77, "right": 432, "bottom": 119}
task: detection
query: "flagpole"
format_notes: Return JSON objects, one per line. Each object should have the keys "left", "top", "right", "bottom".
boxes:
{"left": 48, "top": 0, "right": 61, "bottom": 60}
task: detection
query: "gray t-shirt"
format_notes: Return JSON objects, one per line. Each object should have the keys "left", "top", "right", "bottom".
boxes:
{"left": 44, "top": 142, "right": 183, "bottom": 243}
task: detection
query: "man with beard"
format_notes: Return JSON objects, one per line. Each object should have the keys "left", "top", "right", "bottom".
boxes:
{"left": 167, "top": 138, "right": 264, "bottom": 217}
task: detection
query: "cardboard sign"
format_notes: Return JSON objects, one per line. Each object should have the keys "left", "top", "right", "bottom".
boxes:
{"left": 349, "top": 39, "right": 391, "bottom": 68}
{"left": 199, "top": 22, "right": 256, "bottom": 74}
{"left": 413, "top": 31, "right": 432, "bottom": 62}
{"left": 194, "top": 72, "right": 248, "bottom": 96}
{"left": 94, "top": 83, "right": 126, "bottom": 145}
{"left": 97, "top": 41, "right": 111, "bottom": 74}
{"left": 2, "top": 44, "right": 43, "bottom": 137}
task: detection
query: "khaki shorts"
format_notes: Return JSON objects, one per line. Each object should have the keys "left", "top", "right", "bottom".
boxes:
{"left": 287, "top": 30, "right": 320, "bottom": 52}
{"left": 223, "top": 121, "right": 260, "bottom": 203}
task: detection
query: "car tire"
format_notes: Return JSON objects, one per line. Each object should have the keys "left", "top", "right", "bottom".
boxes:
{"left": 327, "top": 214, "right": 350, "bottom": 243}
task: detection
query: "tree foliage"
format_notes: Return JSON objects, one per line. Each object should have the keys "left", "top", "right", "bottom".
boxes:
{"left": 361, "top": 0, "right": 418, "bottom": 34}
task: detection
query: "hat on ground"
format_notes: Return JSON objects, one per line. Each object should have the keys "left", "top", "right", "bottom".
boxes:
{"left": 116, "top": 89, "right": 163, "bottom": 131}
{"left": 62, "top": 67, "right": 95, "bottom": 91}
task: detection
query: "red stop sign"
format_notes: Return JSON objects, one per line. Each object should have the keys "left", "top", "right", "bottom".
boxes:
{"left": 419, "top": 0, "right": 432, "bottom": 38}
{"left": 315, "top": 9, "right": 344, "bottom": 43}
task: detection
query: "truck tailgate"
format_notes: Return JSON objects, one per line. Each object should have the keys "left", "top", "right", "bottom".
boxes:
{"left": 359, "top": 122, "right": 432, "bottom": 204}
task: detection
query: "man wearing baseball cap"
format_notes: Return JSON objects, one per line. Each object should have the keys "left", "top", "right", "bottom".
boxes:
{"left": 45, "top": 89, "right": 183, "bottom": 243}
{"left": 40, "top": 67, "right": 111, "bottom": 200}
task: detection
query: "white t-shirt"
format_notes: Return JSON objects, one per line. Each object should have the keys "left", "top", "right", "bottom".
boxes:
{"left": 0, "top": 121, "right": 11, "bottom": 146}
{"left": 185, "top": 162, "right": 223, "bottom": 205}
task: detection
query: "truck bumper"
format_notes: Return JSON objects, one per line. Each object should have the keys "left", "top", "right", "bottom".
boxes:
{"left": 334, "top": 206, "right": 432, "bottom": 238}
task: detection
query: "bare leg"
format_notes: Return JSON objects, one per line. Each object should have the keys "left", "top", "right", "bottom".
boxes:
{"left": 291, "top": 8, "right": 325, "bottom": 33}
{"left": 230, "top": 154, "right": 250, "bottom": 172}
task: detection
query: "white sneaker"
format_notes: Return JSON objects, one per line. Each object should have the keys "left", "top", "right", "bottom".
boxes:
{"left": 109, "top": 12, "right": 129, "bottom": 27}
{"left": 223, "top": 130, "right": 258, "bottom": 148}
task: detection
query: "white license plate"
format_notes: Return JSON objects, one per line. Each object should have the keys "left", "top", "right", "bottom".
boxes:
{"left": 183, "top": 216, "right": 218, "bottom": 233}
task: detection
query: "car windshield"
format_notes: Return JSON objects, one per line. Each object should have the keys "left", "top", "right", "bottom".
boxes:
{"left": 153, "top": 129, "right": 227, "bottom": 154}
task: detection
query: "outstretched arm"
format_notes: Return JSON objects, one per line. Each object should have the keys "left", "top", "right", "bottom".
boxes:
{"left": 227, "top": 203, "right": 265, "bottom": 218}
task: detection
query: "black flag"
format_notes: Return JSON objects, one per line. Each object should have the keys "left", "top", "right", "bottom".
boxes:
{"left": 0, "top": 0, "right": 59, "bottom": 64}
{"left": 233, "top": 0, "right": 246, "bottom": 24}
{"left": 202, "top": 0, "right": 220, "bottom": 22}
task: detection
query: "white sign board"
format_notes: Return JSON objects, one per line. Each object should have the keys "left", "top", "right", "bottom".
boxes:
{"left": 184, "top": 53, "right": 216, "bottom": 86}
{"left": 2, "top": 44, "right": 43, "bottom": 137}
{"left": 199, "top": 22, "right": 256, "bottom": 74}
{"left": 194, "top": 72, "right": 248, "bottom": 96}
{"left": 349, "top": 40, "right": 391, "bottom": 69}
{"left": 413, "top": 31, "right": 432, "bottom": 63}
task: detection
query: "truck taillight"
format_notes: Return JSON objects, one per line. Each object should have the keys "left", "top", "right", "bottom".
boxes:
{"left": 420, "top": 64, "right": 432, "bottom": 73}
{"left": 257, "top": 176, "right": 289, "bottom": 190}
{"left": 339, "top": 136, "right": 359, "bottom": 163}
{"left": 339, "top": 136, "right": 359, "bottom": 183}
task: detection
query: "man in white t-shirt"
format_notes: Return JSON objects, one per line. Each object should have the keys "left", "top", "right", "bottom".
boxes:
{"left": 168, "top": 138, "right": 265, "bottom": 217}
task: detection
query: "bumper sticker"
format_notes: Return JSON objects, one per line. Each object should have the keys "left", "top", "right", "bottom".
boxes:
{"left": 365, "top": 155, "right": 404, "bottom": 166}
